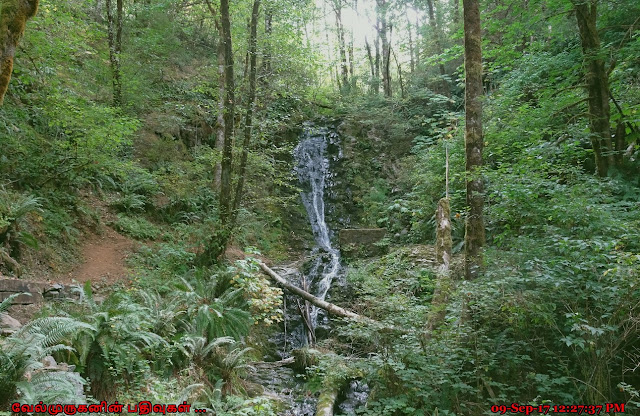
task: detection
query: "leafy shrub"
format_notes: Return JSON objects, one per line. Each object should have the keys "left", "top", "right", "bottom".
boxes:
{"left": 111, "top": 214, "right": 161, "bottom": 240}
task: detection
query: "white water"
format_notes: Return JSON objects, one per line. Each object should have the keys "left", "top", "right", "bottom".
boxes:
{"left": 294, "top": 126, "right": 341, "bottom": 330}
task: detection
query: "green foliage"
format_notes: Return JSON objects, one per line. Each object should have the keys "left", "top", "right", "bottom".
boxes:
{"left": 111, "top": 214, "right": 161, "bottom": 240}
{"left": 0, "top": 316, "right": 94, "bottom": 407}
{"left": 231, "top": 257, "right": 284, "bottom": 325}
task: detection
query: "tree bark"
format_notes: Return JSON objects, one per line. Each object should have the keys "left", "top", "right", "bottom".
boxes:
{"left": 392, "top": 48, "right": 404, "bottom": 99}
{"left": 463, "top": 0, "right": 485, "bottom": 280}
{"left": 231, "top": 0, "right": 260, "bottom": 226}
{"left": 218, "top": 0, "right": 234, "bottom": 229}
{"left": 574, "top": 0, "right": 614, "bottom": 176}
{"left": 259, "top": 8, "right": 272, "bottom": 86}
{"left": 201, "top": 0, "right": 235, "bottom": 263}
{"left": 376, "top": 0, "right": 391, "bottom": 97}
{"left": 106, "top": 0, "right": 123, "bottom": 107}
{"left": 0, "top": 0, "right": 39, "bottom": 105}
{"left": 365, "top": 36, "right": 376, "bottom": 93}
{"left": 214, "top": 37, "right": 224, "bottom": 190}
{"left": 333, "top": 0, "right": 349, "bottom": 92}
{"left": 435, "top": 197, "right": 452, "bottom": 273}
{"left": 374, "top": 30, "right": 381, "bottom": 94}
{"left": 406, "top": 7, "right": 415, "bottom": 74}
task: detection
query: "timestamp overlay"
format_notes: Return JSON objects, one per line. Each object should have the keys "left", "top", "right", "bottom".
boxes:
{"left": 490, "top": 403, "right": 625, "bottom": 415}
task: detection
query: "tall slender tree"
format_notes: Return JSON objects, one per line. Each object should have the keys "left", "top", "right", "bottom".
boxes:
{"left": 572, "top": 0, "right": 614, "bottom": 176}
{"left": 463, "top": 0, "right": 484, "bottom": 279}
{"left": 376, "top": 0, "right": 392, "bottom": 97}
{"left": 106, "top": 0, "right": 123, "bottom": 107}
{"left": 201, "top": 0, "right": 235, "bottom": 263}
{"left": 231, "top": 0, "right": 261, "bottom": 226}
{"left": 332, "top": 0, "right": 349, "bottom": 92}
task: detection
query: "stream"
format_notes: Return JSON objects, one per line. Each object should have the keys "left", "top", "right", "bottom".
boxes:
{"left": 252, "top": 124, "right": 368, "bottom": 416}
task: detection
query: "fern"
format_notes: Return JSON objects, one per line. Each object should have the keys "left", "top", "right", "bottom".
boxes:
{"left": 16, "top": 317, "right": 94, "bottom": 349}
{"left": 0, "top": 292, "right": 25, "bottom": 314}
{"left": 0, "top": 316, "right": 91, "bottom": 407}
{"left": 16, "top": 371, "right": 86, "bottom": 404}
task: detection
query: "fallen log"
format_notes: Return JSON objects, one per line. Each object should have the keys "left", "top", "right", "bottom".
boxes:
{"left": 315, "top": 385, "right": 340, "bottom": 416}
{"left": 252, "top": 357, "right": 295, "bottom": 369}
{"left": 258, "top": 262, "right": 374, "bottom": 324}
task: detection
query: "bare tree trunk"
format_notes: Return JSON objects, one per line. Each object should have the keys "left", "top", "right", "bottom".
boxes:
{"left": 392, "top": 48, "right": 405, "bottom": 99}
{"left": 574, "top": 0, "right": 614, "bottom": 176}
{"left": 374, "top": 30, "right": 381, "bottom": 94}
{"left": 106, "top": 0, "right": 123, "bottom": 107}
{"left": 333, "top": 0, "right": 349, "bottom": 92}
{"left": 0, "top": 0, "right": 38, "bottom": 105}
{"left": 348, "top": 39, "right": 354, "bottom": 89}
{"left": 463, "top": 0, "right": 485, "bottom": 280}
{"left": 406, "top": 7, "right": 415, "bottom": 74}
{"left": 231, "top": 0, "right": 260, "bottom": 226}
{"left": 415, "top": 14, "right": 421, "bottom": 68}
{"left": 376, "top": 0, "right": 391, "bottom": 97}
{"left": 365, "top": 37, "right": 376, "bottom": 93}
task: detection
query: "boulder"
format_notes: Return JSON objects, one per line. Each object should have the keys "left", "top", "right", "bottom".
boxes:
{"left": 0, "top": 312, "right": 22, "bottom": 334}
{"left": 338, "top": 228, "right": 387, "bottom": 258}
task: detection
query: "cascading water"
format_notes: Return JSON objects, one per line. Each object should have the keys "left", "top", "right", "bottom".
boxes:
{"left": 291, "top": 125, "right": 341, "bottom": 345}
{"left": 253, "top": 124, "right": 367, "bottom": 416}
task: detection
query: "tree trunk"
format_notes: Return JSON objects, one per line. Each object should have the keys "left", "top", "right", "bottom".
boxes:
{"left": 376, "top": 0, "right": 391, "bottom": 97}
{"left": 214, "top": 37, "right": 225, "bottom": 190}
{"left": 365, "top": 37, "right": 376, "bottom": 93}
{"left": 574, "top": 0, "right": 614, "bottom": 176}
{"left": 201, "top": 0, "right": 235, "bottom": 263}
{"left": 0, "top": 0, "right": 39, "bottom": 105}
{"left": 106, "top": 0, "right": 123, "bottom": 107}
{"left": 463, "top": 0, "right": 485, "bottom": 280}
{"left": 392, "top": 48, "right": 405, "bottom": 99}
{"left": 374, "top": 30, "right": 381, "bottom": 94}
{"left": 260, "top": 8, "right": 272, "bottom": 86}
{"left": 218, "top": 0, "right": 234, "bottom": 227}
{"left": 231, "top": 0, "right": 260, "bottom": 226}
{"left": 426, "top": 0, "right": 449, "bottom": 96}
{"left": 406, "top": 7, "right": 415, "bottom": 74}
{"left": 435, "top": 197, "right": 452, "bottom": 273}
{"left": 333, "top": 1, "right": 349, "bottom": 92}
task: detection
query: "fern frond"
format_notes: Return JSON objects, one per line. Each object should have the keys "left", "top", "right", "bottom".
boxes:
{"left": 16, "top": 317, "right": 95, "bottom": 349}
{"left": 0, "top": 293, "right": 27, "bottom": 314}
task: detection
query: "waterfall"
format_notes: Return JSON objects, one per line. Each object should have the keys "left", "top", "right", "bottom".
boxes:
{"left": 293, "top": 125, "right": 341, "bottom": 340}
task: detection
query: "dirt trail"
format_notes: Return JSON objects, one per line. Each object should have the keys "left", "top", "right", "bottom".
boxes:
{"left": 57, "top": 227, "right": 136, "bottom": 286}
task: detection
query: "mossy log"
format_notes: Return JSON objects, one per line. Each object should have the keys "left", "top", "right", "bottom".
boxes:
{"left": 0, "top": 0, "right": 39, "bottom": 105}
{"left": 259, "top": 262, "right": 375, "bottom": 324}
{"left": 315, "top": 386, "right": 339, "bottom": 416}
